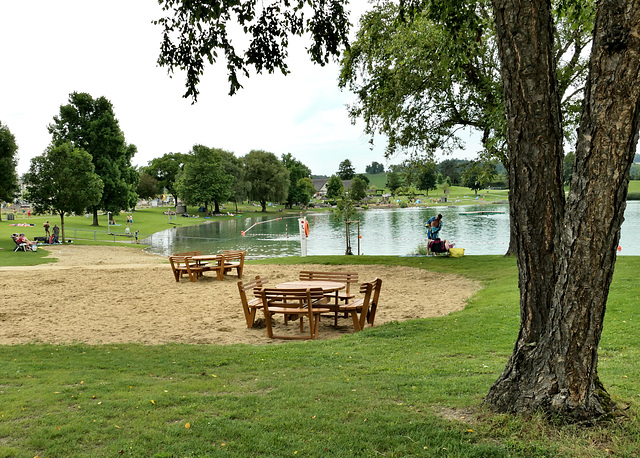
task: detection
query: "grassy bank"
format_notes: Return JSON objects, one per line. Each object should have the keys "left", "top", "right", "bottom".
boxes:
{"left": 1, "top": 255, "right": 639, "bottom": 456}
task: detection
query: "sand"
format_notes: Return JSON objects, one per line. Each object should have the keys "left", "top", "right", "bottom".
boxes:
{"left": 0, "top": 245, "right": 480, "bottom": 345}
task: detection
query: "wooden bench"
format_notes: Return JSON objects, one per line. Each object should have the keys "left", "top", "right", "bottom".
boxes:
{"left": 236, "top": 276, "right": 269, "bottom": 328}
{"left": 169, "top": 255, "right": 211, "bottom": 282}
{"left": 299, "top": 271, "right": 359, "bottom": 325}
{"left": 222, "top": 250, "right": 245, "bottom": 278}
{"left": 257, "top": 287, "right": 331, "bottom": 340}
{"left": 338, "top": 278, "right": 382, "bottom": 331}
{"left": 298, "top": 271, "right": 359, "bottom": 303}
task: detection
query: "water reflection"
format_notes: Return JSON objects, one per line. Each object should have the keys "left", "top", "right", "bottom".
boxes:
{"left": 145, "top": 202, "right": 640, "bottom": 258}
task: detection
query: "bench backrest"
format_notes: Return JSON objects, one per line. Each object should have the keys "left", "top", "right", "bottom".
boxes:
{"left": 172, "top": 251, "right": 202, "bottom": 257}
{"left": 299, "top": 271, "right": 359, "bottom": 293}
{"left": 237, "top": 276, "right": 269, "bottom": 327}
{"left": 258, "top": 287, "right": 325, "bottom": 311}
{"left": 222, "top": 250, "right": 245, "bottom": 261}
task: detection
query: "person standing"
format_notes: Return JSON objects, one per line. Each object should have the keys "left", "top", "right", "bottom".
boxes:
{"left": 52, "top": 224, "right": 60, "bottom": 243}
{"left": 44, "top": 221, "right": 51, "bottom": 237}
{"left": 426, "top": 214, "right": 443, "bottom": 240}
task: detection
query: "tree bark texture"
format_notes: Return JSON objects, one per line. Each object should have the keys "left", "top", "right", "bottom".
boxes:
{"left": 485, "top": 0, "right": 640, "bottom": 419}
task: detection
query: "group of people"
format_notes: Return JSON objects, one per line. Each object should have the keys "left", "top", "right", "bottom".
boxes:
{"left": 425, "top": 213, "right": 454, "bottom": 254}
{"left": 13, "top": 221, "right": 60, "bottom": 252}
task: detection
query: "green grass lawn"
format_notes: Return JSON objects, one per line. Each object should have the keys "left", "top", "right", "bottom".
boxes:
{"left": 1, "top": 255, "right": 639, "bottom": 456}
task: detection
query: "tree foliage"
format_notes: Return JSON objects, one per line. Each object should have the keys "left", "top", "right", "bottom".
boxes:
{"left": 48, "top": 92, "right": 138, "bottom": 225}
{"left": 416, "top": 161, "right": 438, "bottom": 196}
{"left": 337, "top": 159, "right": 356, "bottom": 180}
{"left": 282, "top": 153, "right": 312, "bottom": 208}
{"left": 137, "top": 171, "right": 161, "bottom": 201}
{"left": 365, "top": 161, "right": 385, "bottom": 174}
{"left": 146, "top": 152, "right": 188, "bottom": 203}
{"left": 386, "top": 171, "right": 404, "bottom": 195}
{"left": 23, "top": 143, "right": 103, "bottom": 242}
{"left": 175, "top": 145, "right": 234, "bottom": 213}
{"left": 348, "top": 175, "right": 368, "bottom": 202}
{"left": 339, "top": 0, "right": 594, "bottom": 163}
{"left": 461, "top": 160, "right": 497, "bottom": 194}
{"left": 325, "top": 174, "right": 344, "bottom": 199}
{"left": 155, "top": 0, "right": 351, "bottom": 101}
{"left": 243, "top": 150, "right": 289, "bottom": 212}
{"left": 0, "top": 121, "right": 19, "bottom": 219}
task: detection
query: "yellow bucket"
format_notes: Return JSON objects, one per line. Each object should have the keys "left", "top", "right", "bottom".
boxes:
{"left": 449, "top": 248, "right": 464, "bottom": 258}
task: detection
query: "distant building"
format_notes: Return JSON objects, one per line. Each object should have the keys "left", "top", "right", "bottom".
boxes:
{"left": 311, "top": 178, "right": 352, "bottom": 196}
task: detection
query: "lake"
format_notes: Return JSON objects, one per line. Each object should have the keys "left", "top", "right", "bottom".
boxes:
{"left": 145, "top": 202, "right": 640, "bottom": 258}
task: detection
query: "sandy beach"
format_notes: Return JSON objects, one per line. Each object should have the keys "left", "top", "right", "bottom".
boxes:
{"left": 0, "top": 245, "right": 480, "bottom": 345}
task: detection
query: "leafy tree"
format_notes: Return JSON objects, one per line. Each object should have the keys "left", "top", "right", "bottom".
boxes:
{"left": 386, "top": 171, "right": 403, "bottom": 195}
{"left": 356, "top": 173, "right": 370, "bottom": 185}
{"left": 218, "top": 150, "right": 247, "bottom": 212}
{"left": 325, "top": 175, "right": 344, "bottom": 199}
{"left": 479, "top": 0, "right": 640, "bottom": 420}
{"left": 282, "top": 153, "right": 312, "bottom": 208}
{"left": 155, "top": 0, "right": 351, "bottom": 101}
{"left": 339, "top": 0, "right": 593, "bottom": 163}
{"left": 438, "top": 159, "right": 465, "bottom": 185}
{"left": 48, "top": 92, "right": 138, "bottom": 226}
{"left": 332, "top": 191, "right": 358, "bottom": 254}
{"left": 137, "top": 171, "right": 161, "bottom": 201}
{"left": 365, "top": 161, "right": 385, "bottom": 174}
{"left": 416, "top": 162, "right": 438, "bottom": 196}
{"left": 176, "top": 145, "right": 233, "bottom": 214}
{"left": 244, "top": 150, "right": 289, "bottom": 212}
{"left": 0, "top": 121, "right": 19, "bottom": 220}
{"left": 296, "top": 177, "right": 317, "bottom": 207}
{"left": 23, "top": 143, "right": 103, "bottom": 242}
{"left": 348, "top": 176, "right": 368, "bottom": 202}
{"left": 146, "top": 152, "right": 188, "bottom": 204}
{"left": 461, "top": 160, "right": 497, "bottom": 195}
{"left": 337, "top": 159, "right": 356, "bottom": 180}
{"left": 436, "top": 172, "right": 444, "bottom": 185}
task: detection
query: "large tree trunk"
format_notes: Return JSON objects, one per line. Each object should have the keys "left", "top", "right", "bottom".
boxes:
{"left": 92, "top": 207, "right": 99, "bottom": 226}
{"left": 485, "top": 0, "right": 640, "bottom": 420}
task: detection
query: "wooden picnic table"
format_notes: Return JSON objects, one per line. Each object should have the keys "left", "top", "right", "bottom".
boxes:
{"left": 191, "top": 254, "right": 225, "bottom": 281}
{"left": 274, "top": 280, "right": 345, "bottom": 310}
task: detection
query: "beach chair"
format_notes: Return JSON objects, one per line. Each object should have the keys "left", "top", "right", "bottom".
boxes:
{"left": 12, "top": 234, "right": 28, "bottom": 252}
{"left": 257, "top": 287, "right": 331, "bottom": 340}
{"left": 236, "top": 275, "right": 269, "bottom": 328}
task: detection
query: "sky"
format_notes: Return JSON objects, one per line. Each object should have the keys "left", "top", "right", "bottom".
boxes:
{"left": 1, "top": 1, "right": 478, "bottom": 178}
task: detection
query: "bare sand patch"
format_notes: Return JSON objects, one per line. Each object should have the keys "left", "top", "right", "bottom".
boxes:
{"left": 0, "top": 245, "right": 480, "bottom": 345}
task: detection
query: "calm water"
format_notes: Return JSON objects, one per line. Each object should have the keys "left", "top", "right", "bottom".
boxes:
{"left": 145, "top": 202, "right": 640, "bottom": 258}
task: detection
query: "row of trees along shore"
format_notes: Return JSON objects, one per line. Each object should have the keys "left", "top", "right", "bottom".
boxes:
{"left": 155, "top": 0, "right": 640, "bottom": 422}
{"left": 142, "top": 149, "right": 315, "bottom": 214}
